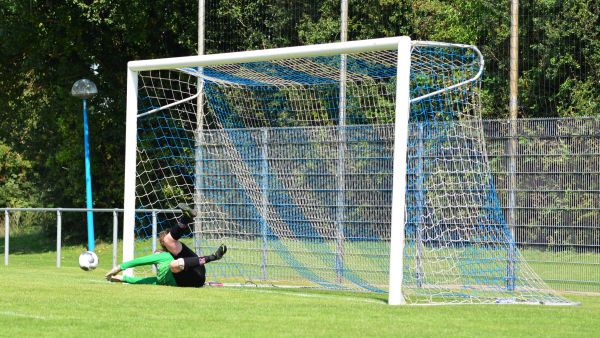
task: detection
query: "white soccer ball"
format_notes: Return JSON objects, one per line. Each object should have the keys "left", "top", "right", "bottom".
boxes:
{"left": 79, "top": 251, "right": 99, "bottom": 271}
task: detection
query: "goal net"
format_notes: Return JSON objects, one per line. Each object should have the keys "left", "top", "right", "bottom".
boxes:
{"left": 124, "top": 37, "right": 575, "bottom": 305}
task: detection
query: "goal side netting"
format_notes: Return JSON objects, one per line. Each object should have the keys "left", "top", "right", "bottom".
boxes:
{"left": 124, "top": 37, "right": 575, "bottom": 305}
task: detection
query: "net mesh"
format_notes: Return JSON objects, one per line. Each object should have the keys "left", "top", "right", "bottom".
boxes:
{"left": 132, "top": 42, "right": 574, "bottom": 304}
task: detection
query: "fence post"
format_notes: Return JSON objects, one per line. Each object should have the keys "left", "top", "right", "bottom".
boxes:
{"left": 113, "top": 209, "right": 118, "bottom": 268}
{"left": 508, "top": 0, "right": 519, "bottom": 241}
{"left": 336, "top": 108, "right": 347, "bottom": 284}
{"left": 336, "top": 6, "right": 348, "bottom": 282}
{"left": 56, "top": 209, "right": 62, "bottom": 268}
{"left": 261, "top": 128, "right": 268, "bottom": 280}
{"left": 4, "top": 210, "right": 9, "bottom": 266}
{"left": 416, "top": 123, "right": 425, "bottom": 288}
{"left": 152, "top": 211, "right": 157, "bottom": 253}
{"left": 152, "top": 210, "right": 157, "bottom": 273}
{"left": 194, "top": 0, "right": 206, "bottom": 256}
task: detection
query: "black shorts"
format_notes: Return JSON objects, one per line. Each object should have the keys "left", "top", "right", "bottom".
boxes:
{"left": 172, "top": 242, "right": 206, "bottom": 287}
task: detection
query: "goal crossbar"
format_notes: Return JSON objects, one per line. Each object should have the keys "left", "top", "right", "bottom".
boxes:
{"left": 128, "top": 37, "right": 407, "bottom": 72}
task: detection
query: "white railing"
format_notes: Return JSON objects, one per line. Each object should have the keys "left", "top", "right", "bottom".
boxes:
{"left": 1, "top": 208, "right": 179, "bottom": 268}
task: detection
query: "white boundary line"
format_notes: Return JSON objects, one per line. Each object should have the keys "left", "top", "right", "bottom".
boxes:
{"left": 0, "top": 311, "right": 49, "bottom": 320}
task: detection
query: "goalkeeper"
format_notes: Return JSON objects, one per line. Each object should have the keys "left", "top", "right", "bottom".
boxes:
{"left": 105, "top": 204, "right": 226, "bottom": 287}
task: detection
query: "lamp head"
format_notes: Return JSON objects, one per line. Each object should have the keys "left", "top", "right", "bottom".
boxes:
{"left": 71, "top": 79, "right": 98, "bottom": 99}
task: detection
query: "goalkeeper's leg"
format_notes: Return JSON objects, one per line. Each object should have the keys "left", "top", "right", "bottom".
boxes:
{"left": 169, "top": 203, "right": 195, "bottom": 240}
{"left": 160, "top": 203, "right": 197, "bottom": 256}
{"left": 167, "top": 203, "right": 226, "bottom": 262}
{"left": 171, "top": 244, "right": 228, "bottom": 272}
{"left": 161, "top": 204, "right": 227, "bottom": 275}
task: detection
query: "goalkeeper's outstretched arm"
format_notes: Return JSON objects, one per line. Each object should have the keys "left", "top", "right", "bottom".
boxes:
{"left": 105, "top": 251, "right": 174, "bottom": 281}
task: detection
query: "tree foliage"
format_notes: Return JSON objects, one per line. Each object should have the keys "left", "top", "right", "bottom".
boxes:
{"left": 0, "top": 0, "right": 198, "bottom": 241}
{"left": 0, "top": 0, "right": 598, "bottom": 241}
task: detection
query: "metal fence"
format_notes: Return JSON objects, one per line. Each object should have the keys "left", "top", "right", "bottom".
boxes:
{"left": 484, "top": 117, "right": 600, "bottom": 293}
{"left": 0, "top": 208, "right": 179, "bottom": 269}
{"left": 1, "top": 117, "right": 598, "bottom": 293}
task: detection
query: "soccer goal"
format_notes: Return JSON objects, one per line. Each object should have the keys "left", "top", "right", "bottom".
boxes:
{"left": 123, "top": 36, "right": 575, "bottom": 305}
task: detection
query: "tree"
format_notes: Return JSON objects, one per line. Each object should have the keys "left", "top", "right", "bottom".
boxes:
{"left": 0, "top": 0, "right": 198, "bottom": 241}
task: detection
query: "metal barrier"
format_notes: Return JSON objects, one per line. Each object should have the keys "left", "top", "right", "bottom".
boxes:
{"left": 484, "top": 117, "right": 600, "bottom": 292}
{"left": 0, "top": 208, "right": 177, "bottom": 268}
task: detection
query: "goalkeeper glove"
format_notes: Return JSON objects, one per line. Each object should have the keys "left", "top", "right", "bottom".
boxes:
{"left": 108, "top": 275, "right": 123, "bottom": 283}
{"left": 215, "top": 244, "right": 227, "bottom": 260}
{"left": 105, "top": 266, "right": 122, "bottom": 281}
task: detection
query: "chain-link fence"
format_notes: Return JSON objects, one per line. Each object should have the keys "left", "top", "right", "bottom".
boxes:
{"left": 485, "top": 116, "right": 600, "bottom": 293}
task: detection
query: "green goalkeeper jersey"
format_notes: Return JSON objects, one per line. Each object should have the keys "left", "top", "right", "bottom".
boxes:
{"left": 119, "top": 252, "right": 177, "bottom": 286}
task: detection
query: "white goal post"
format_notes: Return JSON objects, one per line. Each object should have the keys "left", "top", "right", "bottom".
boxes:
{"left": 123, "top": 36, "right": 575, "bottom": 305}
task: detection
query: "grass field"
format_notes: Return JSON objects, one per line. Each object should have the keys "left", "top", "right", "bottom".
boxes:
{"left": 1, "top": 234, "right": 599, "bottom": 337}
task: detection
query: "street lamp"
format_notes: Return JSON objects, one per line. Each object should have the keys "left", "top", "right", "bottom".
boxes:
{"left": 71, "top": 79, "right": 98, "bottom": 251}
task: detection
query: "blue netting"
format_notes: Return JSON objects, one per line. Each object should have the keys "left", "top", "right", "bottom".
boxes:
{"left": 131, "top": 46, "right": 569, "bottom": 304}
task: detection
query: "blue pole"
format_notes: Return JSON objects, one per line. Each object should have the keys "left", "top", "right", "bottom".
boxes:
{"left": 83, "top": 99, "right": 95, "bottom": 251}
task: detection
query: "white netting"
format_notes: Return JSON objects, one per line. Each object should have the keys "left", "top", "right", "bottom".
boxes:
{"left": 130, "top": 42, "right": 575, "bottom": 305}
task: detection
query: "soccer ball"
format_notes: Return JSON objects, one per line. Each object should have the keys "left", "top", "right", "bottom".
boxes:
{"left": 79, "top": 251, "right": 99, "bottom": 271}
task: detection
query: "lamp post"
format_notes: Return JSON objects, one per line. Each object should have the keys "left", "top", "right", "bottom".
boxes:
{"left": 71, "top": 79, "right": 98, "bottom": 251}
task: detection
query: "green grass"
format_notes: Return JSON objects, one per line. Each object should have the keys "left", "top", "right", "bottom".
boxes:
{"left": 521, "top": 248, "right": 600, "bottom": 292}
{"left": 1, "top": 235, "right": 599, "bottom": 337}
